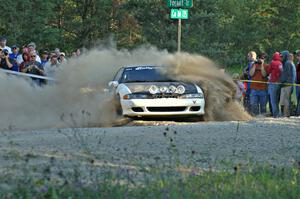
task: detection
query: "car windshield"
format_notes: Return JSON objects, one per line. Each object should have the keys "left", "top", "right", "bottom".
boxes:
{"left": 120, "top": 66, "right": 174, "bottom": 83}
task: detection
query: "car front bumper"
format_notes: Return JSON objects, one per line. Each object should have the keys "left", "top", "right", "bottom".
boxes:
{"left": 121, "top": 98, "right": 205, "bottom": 117}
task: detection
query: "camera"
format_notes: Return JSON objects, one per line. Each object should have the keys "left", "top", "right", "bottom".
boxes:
{"left": 254, "top": 59, "right": 262, "bottom": 64}
{"left": 4, "top": 51, "right": 8, "bottom": 56}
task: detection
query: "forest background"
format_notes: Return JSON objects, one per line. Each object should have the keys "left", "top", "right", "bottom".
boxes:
{"left": 1, "top": 0, "right": 300, "bottom": 68}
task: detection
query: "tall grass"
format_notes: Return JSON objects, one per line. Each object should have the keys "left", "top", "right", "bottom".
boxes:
{"left": 1, "top": 163, "right": 299, "bottom": 199}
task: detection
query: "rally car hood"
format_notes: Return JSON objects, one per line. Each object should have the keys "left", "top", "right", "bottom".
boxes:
{"left": 123, "top": 82, "right": 198, "bottom": 94}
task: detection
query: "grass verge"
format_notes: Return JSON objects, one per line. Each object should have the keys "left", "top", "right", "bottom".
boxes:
{"left": 1, "top": 164, "right": 299, "bottom": 199}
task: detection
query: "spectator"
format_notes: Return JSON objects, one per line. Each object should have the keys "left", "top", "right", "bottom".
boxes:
{"left": 76, "top": 48, "right": 81, "bottom": 57}
{"left": 44, "top": 55, "right": 60, "bottom": 79}
{"left": 17, "top": 46, "right": 29, "bottom": 66}
{"left": 232, "top": 73, "right": 245, "bottom": 102}
{"left": 22, "top": 51, "right": 44, "bottom": 86}
{"left": 9, "top": 45, "right": 20, "bottom": 71}
{"left": 279, "top": 51, "right": 294, "bottom": 117}
{"left": 0, "top": 49, "right": 13, "bottom": 70}
{"left": 27, "top": 42, "right": 41, "bottom": 63}
{"left": 267, "top": 52, "right": 282, "bottom": 117}
{"left": 295, "top": 50, "right": 300, "bottom": 116}
{"left": 71, "top": 52, "right": 77, "bottom": 58}
{"left": 0, "top": 36, "right": 12, "bottom": 54}
{"left": 40, "top": 50, "right": 49, "bottom": 67}
{"left": 54, "top": 48, "right": 61, "bottom": 57}
{"left": 19, "top": 52, "right": 30, "bottom": 72}
{"left": 242, "top": 51, "right": 257, "bottom": 112}
{"left": 59, "top": 52, "right": 67, "bottom": 64}
{"left": 249, "top": 53, "right": 268, "bottom": 115}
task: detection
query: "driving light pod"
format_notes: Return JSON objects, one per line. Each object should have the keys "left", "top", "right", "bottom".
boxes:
{"left": 176, "top": 85, "right": 185, "bottom": 94}
{"left": 169, "top": 85, "right": 177, "bottom": 93}
{"left": 149, "top": 85, "right": 159, "bottom": 94}
{"left": 160, "top": 86, "right": 168, "bottom": 93}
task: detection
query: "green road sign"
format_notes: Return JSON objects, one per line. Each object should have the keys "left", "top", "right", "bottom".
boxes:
{"left": 167, "top": 0, "right": 193, "bottom": 8}
{"left": 170, "top": 9, "right": 189, "bottom": 19}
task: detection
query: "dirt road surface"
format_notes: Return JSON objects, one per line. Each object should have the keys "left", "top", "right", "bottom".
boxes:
{"left": 0, "top": 117, "right": 300, "bottom": 177}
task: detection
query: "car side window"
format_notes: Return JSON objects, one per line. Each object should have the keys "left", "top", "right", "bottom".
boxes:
{"left": 113, "top": 67, "right": 124, "bottom": 82}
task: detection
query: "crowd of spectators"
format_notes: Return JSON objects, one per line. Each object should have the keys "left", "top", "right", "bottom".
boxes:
{"left": 0, "top": 36, "right": 81, "bottom": 85}
{"left": 234, "top": 50, "right": 300, "bottom": 117}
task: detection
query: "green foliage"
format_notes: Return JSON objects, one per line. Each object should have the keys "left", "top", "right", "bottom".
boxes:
{"left": 1, "top": 0, "right": 300, "bottom": 66}
{"left": 1, "top": 165, "right": 300, "bottom": 198}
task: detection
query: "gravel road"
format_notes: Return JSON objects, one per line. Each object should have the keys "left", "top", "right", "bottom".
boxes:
{"left": 1, "top": 117, "right": 300, "bottom": 177}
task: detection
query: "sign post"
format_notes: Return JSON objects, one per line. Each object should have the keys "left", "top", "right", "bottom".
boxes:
{"left": 178, "top": 19, "right": 181, "bottom": 52}
{"left": 168, "top": 1, "right": 192, "bottom": 52}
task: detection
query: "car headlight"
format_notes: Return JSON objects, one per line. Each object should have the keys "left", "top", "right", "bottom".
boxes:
{"left": 176, "top": 85, "right": 185, "bottom": 94}
{"left": 179, "top": 93, "right": 204, "bottom": 99}
{"left": 123, "top": 94, "right": 149, "bottom": 100}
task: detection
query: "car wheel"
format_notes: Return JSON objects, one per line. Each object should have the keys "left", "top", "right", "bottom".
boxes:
{"left": 115, "top": 95, "right": 123, "bottom": 116}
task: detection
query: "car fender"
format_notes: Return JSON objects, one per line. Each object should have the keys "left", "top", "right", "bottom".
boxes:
{"left": 194, "top": 84, "right": 204, "bottom": 94}
{"left": 116, "top": 83, "right": 132, "bottom": 99}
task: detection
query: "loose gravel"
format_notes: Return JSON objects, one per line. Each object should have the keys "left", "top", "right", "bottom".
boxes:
{"left": 0, "top": 117, "right": 300, "bottom": 174}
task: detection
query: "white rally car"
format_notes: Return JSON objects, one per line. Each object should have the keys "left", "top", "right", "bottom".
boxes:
{"left": 108, "top": 66, "right": 205, "bottom": 119}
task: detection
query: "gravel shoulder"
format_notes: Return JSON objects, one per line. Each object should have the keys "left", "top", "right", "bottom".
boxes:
{"left": 0, "top": 117, "right": 300, "bottom": 175}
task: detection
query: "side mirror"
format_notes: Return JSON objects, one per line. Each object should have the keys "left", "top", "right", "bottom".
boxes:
{"left": 108, "top": 81, "right": 119, "bottom": 88}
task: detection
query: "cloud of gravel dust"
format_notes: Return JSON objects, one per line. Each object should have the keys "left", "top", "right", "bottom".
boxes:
{"left": 0, "top": 47, "right": 168, "bottom": 130}
{"left": 162, "top": 52, "right": 251, "bottom": 121}
{"left": 0, "top": 47, "right": 250, "bottom": 130}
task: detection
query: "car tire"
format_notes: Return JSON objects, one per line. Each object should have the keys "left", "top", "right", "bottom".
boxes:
{"left": 115, "top": 95, "right": 123, "bottom": 116}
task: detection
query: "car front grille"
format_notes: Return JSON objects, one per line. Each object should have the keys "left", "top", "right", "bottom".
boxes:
{"left": 147, "top": 107, "right": 187, "bottom": 112}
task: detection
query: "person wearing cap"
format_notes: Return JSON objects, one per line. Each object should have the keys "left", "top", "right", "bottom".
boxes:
{"left": 22, "top": 51, "right": 44, "bottom": 86}
{"left": 279, "top": 51, "right": 294, "bottom": 117}
{"left": 0, "top": 36, "right": 12, "bottom": 54}
{"left": 59, "top": 52, "right": 67, "bottom": 64}
{"left": 9, "top": 45, "right": 20, "bottom": 71}
{"left": 0, "top": 48, "right": 13, "bottom": 70}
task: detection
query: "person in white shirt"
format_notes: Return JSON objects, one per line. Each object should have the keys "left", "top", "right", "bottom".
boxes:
{"left": 44, "top": 55, "right": 61, "bottom": 78}
{"left": 0, "top": 36, "right": 12, "bottom": 54}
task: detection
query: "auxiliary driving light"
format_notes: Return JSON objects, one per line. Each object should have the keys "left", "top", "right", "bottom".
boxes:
{"left": 149, "top": 85, "right": 159, "bottom": 94}
{"left": 169, "top": 85, "right": 177, "bottom": 93}
{"left": 160, "top": 86, "right": 168, "bottom": 93}
{"left": 176, "top": 85, "right": 185, "bottom": 94}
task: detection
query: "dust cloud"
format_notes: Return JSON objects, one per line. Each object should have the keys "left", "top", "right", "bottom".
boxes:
{"left": 0, "top": 47, "right": 250, "bottom": 130}
{"left": 162, "top": 52, "right": 251, "bottom": 121}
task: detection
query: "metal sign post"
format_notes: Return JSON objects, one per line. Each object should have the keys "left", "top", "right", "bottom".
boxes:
{"left": 178, "top": 18, "right": 181, "bottom": 52}
{"left": 170, "top": 8, "right": 189, "bottom": 52}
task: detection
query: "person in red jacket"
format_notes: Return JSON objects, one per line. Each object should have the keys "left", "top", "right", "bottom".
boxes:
{"left": 267, "top": 52, "right": 282, "bottom": 117}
